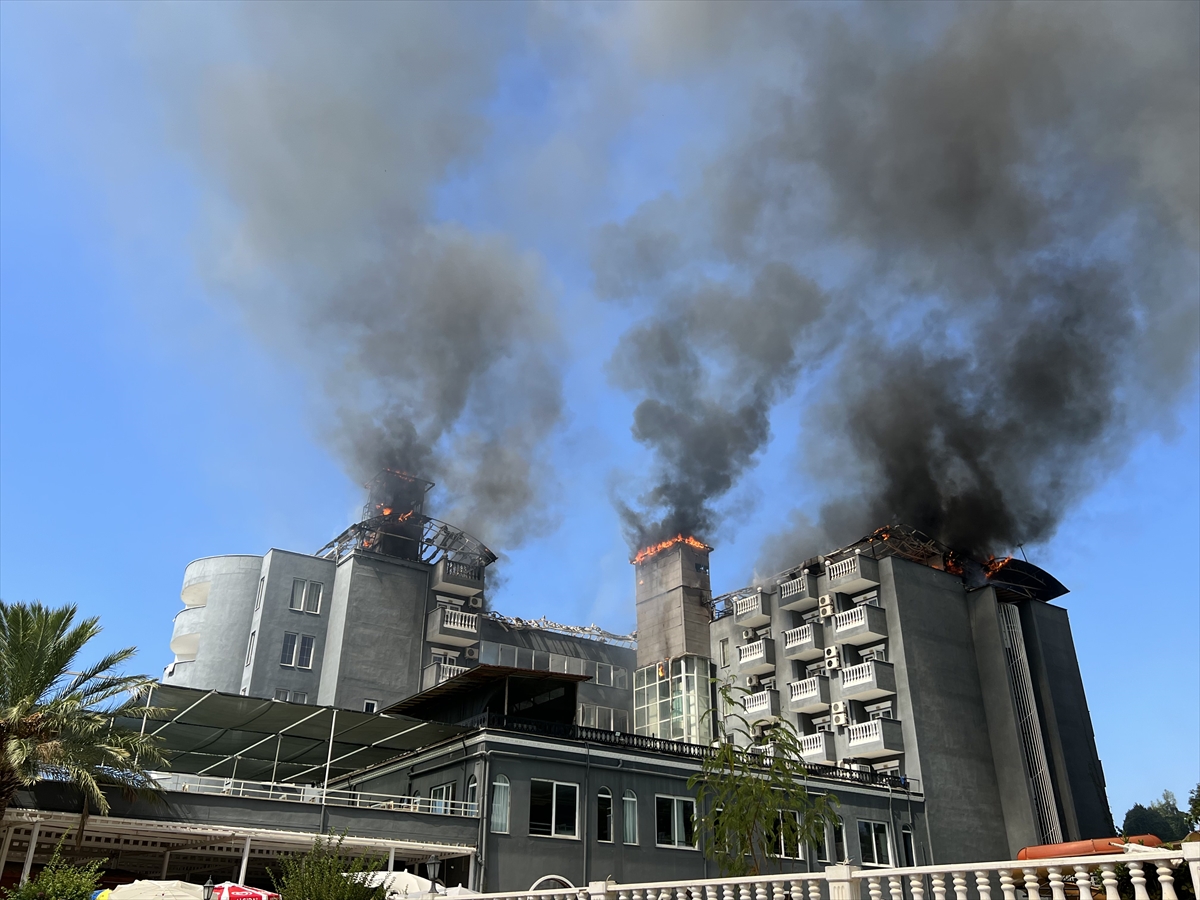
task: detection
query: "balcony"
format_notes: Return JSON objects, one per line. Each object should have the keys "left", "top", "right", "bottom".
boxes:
{"left": 741, "top": 689, "right": 781, "bottom": 721}
{"left": 832, "top": 604, "right": 888, "bottom": 646}
{"left": 779, "top": 572, "right": 819, "bottom": 612}
{"left": 782, "top": 623, "right": 825, "bottom": 661}
{"left": 733, "top": 591, "right": 771, "bottom": 628}
{"left": 839, "top": 660, "right": 897, "bottom": 701}
{"left": 421, "top": 661, "right": 470, "bottom": 691}
{"left": 845, "top": 718, "right": 904, "bottom": 759}
{"left": 788, "top": 676, "right": 832, "bottom": 714}
{"left": 824, "top": 553, "right": 880, "bottom": 594}
{"left": 737, "top": 638, "right": 777, "bottom": 675}
{"left": 431, "top": 558, "right": 484, "bottom": 597}
{"left": 426, "top": 606, "right": 480, "bottom": 647}
{"left": 799, "top": 731, "right": 837, "bottom": 764}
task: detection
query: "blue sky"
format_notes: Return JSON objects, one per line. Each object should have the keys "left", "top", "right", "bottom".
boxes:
{"left": 1, "top": 2, "right": 1196, "bottom": 821}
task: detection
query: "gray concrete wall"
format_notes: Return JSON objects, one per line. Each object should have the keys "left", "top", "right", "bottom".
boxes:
{"left": 634, "top": 545, "right": 712, "bottom": 667}
{"left": 1018, "top": 601, "right": 1114, "bottom": 840}
{"left": 886, "top": 557, "right": 1011, "bottom": 863}
{"left": 319, "top": 551, "right": 429, "bottom": 710}
{"left": 163, "top": 555, "right": 263, "bottom": 694}
{"left": 967, "top": 587, "right": 1041, "bottom": 856}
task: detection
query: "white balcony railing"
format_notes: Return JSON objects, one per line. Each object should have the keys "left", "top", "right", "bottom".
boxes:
{"left": 790, "top": 678, "right": 820, "bottom": 702}
{"left": 734, "top": 594, "right": 762, "bottom": 618}
{"left": 441, "top": 608, "right": 478, "bottom": 632}
{"left": 800, "top": 733, "right": 829, "bottom": 754}
{"left": 834, "top": 606, "right": 867, "bottom": 630}
{"left": 742, "top": 691, "right": 774, "bottom": 714}
{"left": 847, "top": 720, "right": 884, "bottom": 744}
{"left": 825, "top": 556, "right": 859, "bottom": 582}
{"left": 737, "top": 640, "right": 767, "bottom": 664}
{"left": 841, "top": 661, "right": 874, "bottom": 686}
{"left": 150, "top": 772, "right": 478, "bottom": 817}
{"left": 783, "top": 625, "right": 813, "bottom": 649}
{"left": 439, "top": 663, "right": 468, "bottom": 682}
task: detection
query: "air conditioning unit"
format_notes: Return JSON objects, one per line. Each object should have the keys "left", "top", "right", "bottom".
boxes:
{"left": 468, "top": 596, "right": 484, "bottom": 609}
{"left": 745, "top": 674, "right": 761, "bottom": 688}
{"left": 824, "top": 647, "right": 839, "bottom": 659}
{"left": 831, "top": 701, "right": 847, "bottom": 714}
{"left": 832, "top": 712, "right": 850, "bottom": 727}
{"left": 464, "top": 647, "right": 479, "bottom": 660}
{"left": 742, "top": 629, "right": 755, "bottom": 640}
{"left": 818, "top": 595, "right": 835, "bottom": 617}
{"left": 825, "top": 657, "right": 841, "bottom": 670}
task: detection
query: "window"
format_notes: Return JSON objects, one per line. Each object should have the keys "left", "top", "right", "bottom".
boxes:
{"left": 615, "top": 667, "right": 627, "bottom": 689}
{"left": 297, "top": 634, "right": 315, "bottom": 669}
{"left": 772, "top": 810, "right": 803, "bottom": 859}
{"left": 245, "top": 632, "right": 256, "bottom": 666}
{"left": 597, "top": 788, "right": 613, "bottom": 843}
{"left": 595, "top": 663, "right": 613, "bottom": 686}
{"left": 655, "top": 796, "right": 696, "bottom": 848}
{"left": 254, "top": 577, "right": 265, "bottom": 611}
{"left": 430, "top": 782, "right": 455, "bottom": 815}
{"left": 719, "top": 638, "right": 729, "bottom": 667}
{"left": 820, "top": 819, "right": 845, "bottom": 863}
{"left": 280, "top": 632, "right": 298, "bottom": 667}
{"left": 614, "top": 709, "right": 629, "bottom": 732}
{"left": 290, "top": 579, "right": 305, "bottom": 611}
{"left": 274, "top": 689, "right": 290, "bottom": 701}
{"left": 363, "top": 699, "right": 378, "bottom": 714}
{"left": 291, "top": 691, "right": 307, "bottom": 704}
{"left": 491, "top": 775, "right": 510, "bottom": 834}
{"left": 901, "top": 826, "right": 916, "bottom": 867}
{"left": 304, "top": 582, "right": 322, "bottom": 614}
{"left": 466, "top": 775, "right": 478, "bottom": 816}
{"left": 858, "top": 820, "right": 891, "bottom": 866}
{"left": 529, "top": 779, "right": 578, "bottom": 838}
{"left": 622, "top": 791, "right": 638, "bottom": 844}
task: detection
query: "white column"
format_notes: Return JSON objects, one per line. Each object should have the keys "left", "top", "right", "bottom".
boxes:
{"left": 1183, "top": 842, "right": 1200, "bottom": 900}
{"left": 0, "top": 826, "right": 15, "bottom": 875}
{"left": 388, "top": 848, "right": 395, "bottom": 873}
{"left": 19, "top": 821, "right": 40, "bottom": 886}
{"left": 237, "top": 835, "right": 252, "bottom": 884}
{"left": 161, "top": 851, "right": 172, "bottom": 879}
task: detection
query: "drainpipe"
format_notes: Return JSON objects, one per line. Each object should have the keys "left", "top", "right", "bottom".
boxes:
{"left": 475, "top": 749, "right": 491, "bottom": 892}
{"left": 583, "top": 741, "right": 591, "bottom": 886}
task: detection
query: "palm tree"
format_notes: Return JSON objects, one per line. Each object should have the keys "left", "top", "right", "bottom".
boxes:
{"left": 0, "top": 600, "right": 166, "bottom": 818}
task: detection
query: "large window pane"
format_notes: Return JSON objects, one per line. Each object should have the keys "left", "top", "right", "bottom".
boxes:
{"left": 858, "top": 821, "right": 875, "bottom": 864}
{"left": 655, "top": 797, "right": 674, "bottom": 845}
{"left": 873, "top": 822, "right": 890, "bottom": 865}
{"left": 623, "top": 791, "right": 638, "bottom": 844}
{"left": 279, "top": 632, "right": 297, "bottom": 666}
{"left": 597, "top": 789, "right": 613, "bottom": 843}
{"left": 529, "top": 780, "right": 553, "bottom": 836}
{"left": 554, "top": 783, "right": 578, "bottom": 837}
{"left": 491, "top": 776, "right": 510, "bottom": 834}
{"left": 297, "top": 634, "right": 315, "bottom": 669}
{"left": 678, "top": 799, "right": 695, "bottom": 847}
{"left": 290, "top": 579, "right": 305, "bottom": 610}
{"left": 304, "top": 582, "right": 322, "bottom": 614}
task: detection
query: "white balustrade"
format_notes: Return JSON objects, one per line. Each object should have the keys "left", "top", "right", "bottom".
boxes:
{"left": 780, "top": 577, "right": 807, "bottom": 599}
{"left": 441, "top": 608, "right": 478, "bottom": 632}
{"left": 738, "top": 640, "right": 766, "bottom": 664}
{"left": 790, "top": 678, "right": 819, "bottom": 702}
{"left": 833, "top": 606, "right": 867, "bottom": 630}
{"left": 734, "top": 594, "right": 764, "bottom": 618}
{"left": 742, "top": 691, "right": 774, "bottom": 713}
{"left": 800, "top": 733, "right": 827, "bottom": 753}
{"left": 826, "top": 556, "right": 858, "bottom": 581}
{"left": 783, "top": 625, "right": 813, "bottom": 648}
{"left": 841, "top": 661, "right": 875, "bottom": 686}
{"left": 439, "top": 663, "right": 468, "bottom": 682}
{"left": 847, "top": 720, "right": 883, "bottom": 744}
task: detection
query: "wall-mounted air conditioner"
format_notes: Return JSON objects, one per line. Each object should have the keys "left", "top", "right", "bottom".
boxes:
{"left": 831, "top": 701, "right": 846, "bottom": 714}
{"left": 464, "top": 647, "right": 479, "bottom": 660}
{"left": 825, "top": 657, "right": 841, "bottom": 670}
{"left": 832, "top": 713, "right": 849, "bottom": 727}
{"left": 468, "top": 596, "right": 484, "bottom": 609}
{"left": 824, "top": 647, "right": 839, "bottom": 658}
{"left": 818, "top": 595, "right": 835, "bottom": 617}
{"left": 742, "top": 629, "right": 755, "bottom": 640}
{"left": 746, "top": 674, "right": 761, "bottom": 688}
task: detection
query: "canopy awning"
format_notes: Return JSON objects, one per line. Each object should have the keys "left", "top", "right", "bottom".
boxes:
{"left": 115, "top": 685, "right": 465, "bottom": 784}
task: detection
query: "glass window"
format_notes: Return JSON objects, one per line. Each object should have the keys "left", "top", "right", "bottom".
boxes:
{"left": 466, "top": 775, "right": 478, "bottom": 816}
{"left": 655, "top": 796, "right": 696, "bottom": 848}
{"left": 291, "top": 691, "right": 306, "bottom": 704}
{"left": 901, "top": 826, "right": 916, "bottom": 867}
{"left": 596, "top": 663, "right": 613, "bottom": 686}
{"left": 534, "top": 651, "right": 551, "bottom": 671}
{"left": 297, "top": 634, "right": 315, "bottom": 669}
{"left": 772, "top": 811, "right": 803, "bottom": 859}
{"left": 597, "top": 788, "right": 613, "bottom": 843}
{"left": 719, "top": 638, "right": 729, "bottom": 667}
{"left": 623, "top": 791, "right": 638, "bottom": 844}
{"left": 254, "top": 577, "right": 265, "bottom": 611}
{"left": 491, "top": 775, "right": 510, "bottom": 834}
{"left": 597, "top": 707, "right": 613, "bottom": 731}
{"left": 615, "top": 667, "right": 627, "bottom": 689}
{"left": 363, "top": 700, "right": 377, "bottom": 714}
{"left": 430, "top": 782, "right": 455, "bottom": 815}
{"left": 280, "top": 632, "right": 297, "bottom": 667}
{"left": 274, "top": 689, "right": 289, "bottom": 701}
{"left": 245, "top": 632, "right": 256, "bottom": 667}
{"left": 529, "top": 779, "right": 578, "bottom": 838}
{"left": 304, "top": 582, "right": 322, "bottom": 614}
{"left": 290, "top": 579, "right": 305, "bottom": 611}
{"left": 858, "top": 820, "right": 891, "bottom": 866}
{"left": 614, "top": 709, "right": 629, "bottom": 732}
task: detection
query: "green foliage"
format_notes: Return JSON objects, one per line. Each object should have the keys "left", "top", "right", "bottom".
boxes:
{"left": 1122, "top": 790, "right": 1191, "bottom": 842}
{"left": 1187, "top": 783, "right": 1200, "bottom": 833}
{"left": 688, "top": 678, "right": 840, "bottom": 877}
{"left": 270, "top": 833, "right": 387, "bottom": 900}
{"left": 0, "top": 601, "right": 168, "bottom": 817}
{"left": 2, "top": 843, "right": 105, "bottom": 900}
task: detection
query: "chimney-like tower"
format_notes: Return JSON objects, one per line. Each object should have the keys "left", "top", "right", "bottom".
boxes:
{"left": 634, "top": 539, "right": 713, "bottom": 668}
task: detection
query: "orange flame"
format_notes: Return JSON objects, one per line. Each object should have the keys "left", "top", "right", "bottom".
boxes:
{"left": 982, "top": 555, "right": 1014, "bottom": 578}
{"left": 631, "top": 534, "right": 712, "bottom": 565}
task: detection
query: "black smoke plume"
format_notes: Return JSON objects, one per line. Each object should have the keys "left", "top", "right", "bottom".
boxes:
{"left": 595, "top": 2, "right": 1199, "bottom": 561}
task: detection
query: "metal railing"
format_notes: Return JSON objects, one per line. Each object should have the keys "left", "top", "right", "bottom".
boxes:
{"left": 738, "top": 640, "right": 767, "bottom": 663}
{"left": 461, "top": 846, "right": 1197, "bottom": 900}
{"left": 834, "top": 606, "right": 868, "bottom": 630}
{"left": 441, "top": 608, "right": 479, "bottom": 632}
{"left": 150, "top": 772, "right": 479, "bottom": 817}
{"left": 783, "top": 625, "right": 814, "bottom": 648}
{"left": 443, "top": 559, "right": 483, "bottom": 582}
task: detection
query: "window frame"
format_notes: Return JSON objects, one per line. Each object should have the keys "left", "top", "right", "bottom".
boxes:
{"left": 291, "top": 691, "right": 307, "bottom": 704}
{"left": 528, "top": 778, "right": 580, "bottom": 840}
{"left": 245, "top": 632, "right": 256, "bottom": 667}
{"left": 430, "top": 781, "right": 455, "bottom": 816}
{"left": 622, "top": 790, "right": 638, "bottom": 845}
{"left": 466, "top": 775, "right": 479, "bottom": 816}
{"left": 254, "top": 577, "right": 265, "bottom": 611}
{"left": 304, "top": 581, "right": 322, "bottom": 614}
{"left": 289, "top": 579, "right": 305, "bottom": 611}
{"left": 857, "top": 819, "right": 892, "bottom": 867}
{"left": 363, "top": 699, "right": 378, "bottom": 714}
{"left": 280, "top": 632, "right": 298, "bottom": 667}
{"left": 297, "top": 634, "right": 316, "bottom": 669}
{"left": 597, "top": 787, "right": 613, "bottom": 843}
{"left": 274, "top": 689, "right": 289, "bottom": 701}
{"left": 654, "top": 795, "right": 697, "bottom": 850}
{"left": 491, "top": 775, "right": 511, "bottom": 834}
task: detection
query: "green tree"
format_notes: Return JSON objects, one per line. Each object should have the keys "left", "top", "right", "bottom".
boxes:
{"left": 1122, "top": 790, "right": 1190, "bottom": 842}
{"left": 270, "top": 833, "right": 387, "bottom": 900}
{"left": 1187, "top": 783, "right": 1200, "bottom": 833}
{"left": 0, "top": 601, "right": 166, "bottom": 817}
{"left": 1, "top": 841, "right": 105, "bottom": 900}
{"left": 689, "top": 679, "right": 840, "bottom": 877}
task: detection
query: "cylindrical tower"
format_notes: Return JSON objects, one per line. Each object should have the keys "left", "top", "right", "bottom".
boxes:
{"left": 163, "top": 555, "right": 263, "bottom": 694}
